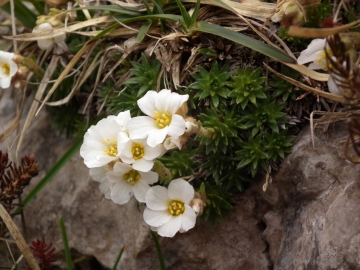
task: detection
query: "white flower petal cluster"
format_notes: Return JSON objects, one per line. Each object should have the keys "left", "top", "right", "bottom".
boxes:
{"left": 0, "top": 51, "right": 18, "bottom": 89}
{"left": 32, "top": 23, "right": 66, "bottom": 50}
{"left": 143, "top": 179, "right": 196, "bottom": 237}
{"left": 81, "top": 90, "right": 197, "bottom": 237}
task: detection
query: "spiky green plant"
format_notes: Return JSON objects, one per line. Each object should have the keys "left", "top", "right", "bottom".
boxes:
{"left": 229, "top": 67, "right": 268, "bottom": 109}
{"left": 189, "top": 61, "right": 232, "bottom": 108}
{"left": 236, "top": 135, "right": 269, "bottom": 177}
{"left": 125, "top": 53, "right": 162, "bottom": 96}
{"left": 240, "top": 100, "right": 287, "bottom": 136}
{"left": 197, "top": 107, "right": 241, "bottom": 154}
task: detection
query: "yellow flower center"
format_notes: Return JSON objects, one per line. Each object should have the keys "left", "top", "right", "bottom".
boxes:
{"left": 124, "top": 169, "right": 141, "bottom": 185}
{"left": 168, "top": 200, "right": 185, "bottom": 216}
{"left": 132, "top": 143, "right": 144, "bottom": 160}
{"left": 154, "top": 111, "right": 172, "bottom": 129}
{"left": 102, "top": 138, "right": 118, "bottom": 157}
{"left": 317, "top": 50, "right": 333, "bottom": 70}
{"left": 1, "top": 63, "right": 10, "bottom": 76}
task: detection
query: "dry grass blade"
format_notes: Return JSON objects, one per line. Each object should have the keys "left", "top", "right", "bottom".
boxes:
{"left": 284, "top": 63, "right": 329, "bottom": 81}
{"left": 264, "top": 63, "right": 345, "bottom": 102}
{"left": 45, "top": 44, "right": 102, "bottom": 107}
{"left": 288, "top": 19, "right": 360, "bottom": 38}
{"left": 5, "top": 16, "right": 111, "bottom": 41}
{"left": 16, "top": 55, "right": 60, "bottom": 153}
{"left": 72, "top": 28, "right": 138, "bottom": 37}
{"left": 185, "top": 0, "right": 276, "bottom": 20}
{"left": 0, "top": 204, "right": 40, "bottom": 270}
{"left": 35, "top": 41, "right": 99, "bottom": 116}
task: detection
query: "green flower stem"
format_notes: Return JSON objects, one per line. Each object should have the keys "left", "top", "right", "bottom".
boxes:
{"left": 150, "top": 230, "right": 166, "bottom": 270}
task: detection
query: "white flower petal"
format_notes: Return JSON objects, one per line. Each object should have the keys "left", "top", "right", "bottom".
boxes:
{"left": 157, "top": 215, "right": 182, "bottom": 237}
{"left": 164, "top": 137, "right": 181, "bottom": 150}
{"left": 145, "top": 185, "right": 170, "bottom": 210}
{"left": 9, "top": 60, "right": 18, "bottom": 77}
{"left": 0, "top": 51, "right": 14, "bottom": 62}
{"left": 180, "top": 205, "right": 197, "bottom": 232}
{"left": 147, "top": 126, "right": 168, "bottom": 147}
{"left": 38, "top": 22, "right": 53, "bottom": 31}
{"left": 0, "top": 77, "right": 11, "bottom": 89}
{"left": 127, "top": 116, "right": 157, "bottom": 140}
{"left": 168, "top": 114, "right": 185, "bottom": 138}
{"left": 37, "top": 39, "right": 54, "bottom": 50}
{"left": 139, "top": 170, "right": 158, "bottom": 185}
{"left": 167, "top": 91, "right": 189, "bottom": 114}
{"left": 111, "top": 180, "right": 133, "bottom": 204}
{"left": 89, "top": 166, "right": 108, "bottom": 182}
{"left": 115, "top": 110, "right": 132, "bottom": 128}
{"left": 143, "top": 208, "right": 172, "bottom": 227}
{"left": 155, "top": 89, "right": 172, "bottom": 112}
{"left": 168, "top": 179, "right": 194, "bottom": 204}
{"left": 112, "top": 162, "right": 133, "bottom": 176}
{"left": 143, "top": 143, "right": 162, "bottom": 160}
{"left": 99, "top": 179, "right": 112, "bottom": 199}
{"left": 327, "top": 75, "right": 342, "bottom": 96}
{"left": 137, "top": 90, "right": 158, "bottom": 116}
{"left": 132, "top": 158, "right": 154, "bottom": 172}
{"left": 132, "top": 179, "right": 150, "bottom": 202}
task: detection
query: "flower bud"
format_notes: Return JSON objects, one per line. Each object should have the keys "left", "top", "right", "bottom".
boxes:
{"left": 11, "top": 53, "right": 24, "bottom": 65}
{"left": 17, "top": 65, "right": 29, "bottom": 79}
{"left": 36, "top": 15, "right": 48, "bottom": 26}
{"left": 271, "top": 0, "right": 305, "bottom": 26}
{"left": 184, "top": 117, "right": 197, "bottom": 134}
{"left": 189, "top": 196, "right": 206, "bottom": 216}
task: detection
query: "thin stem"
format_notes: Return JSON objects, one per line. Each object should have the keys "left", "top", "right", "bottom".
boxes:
{"left": 150, "top": 230, "right": 166, "bottom": 270}
{"left": 10, "top": 0, "right": 17, "bottom": 52}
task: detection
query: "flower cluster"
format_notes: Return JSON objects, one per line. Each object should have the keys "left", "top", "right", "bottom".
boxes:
{"left": 80, "top": 89, "right": 200, "bottom": 237}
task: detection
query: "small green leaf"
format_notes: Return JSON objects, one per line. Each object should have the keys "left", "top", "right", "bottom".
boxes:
{"left": 136, "top": 21, "right": 152, "bottom": 43}
{"left": 192, "top": 21, "right": 296, "bottom": 63}
{"left": 60, "top": 217, "right": 73, "bottom": 270}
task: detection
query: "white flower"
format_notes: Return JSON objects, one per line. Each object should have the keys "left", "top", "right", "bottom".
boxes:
{"left": 143, "top": 178, "right": 196, "bottom": 237}
{"left": 89, "top": 164, "right": 114, "bottom": 199}
{"left": 107, "top": 162, "right": 158, "bottom": 204}
{"left": 118, "top": 133, "right": 162, "bottom": 172}
{"left": 80, "top": 111, "right": 131, "bottom": 168}
{"left": 32, "top": 23, "right": 66, "bottom": 50}
{"left": 297, "top": 39, "right": 332, "bottom": 70}
{"left": 0, "top": 51, "right": 18, "bottom": 89}
{"left": 126, "top": 89, "right": 189, "bottom": 147}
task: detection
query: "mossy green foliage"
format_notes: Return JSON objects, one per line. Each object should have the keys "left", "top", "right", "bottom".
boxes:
{"left": 175, "top": 60, "right": 296, "bottom": 223}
